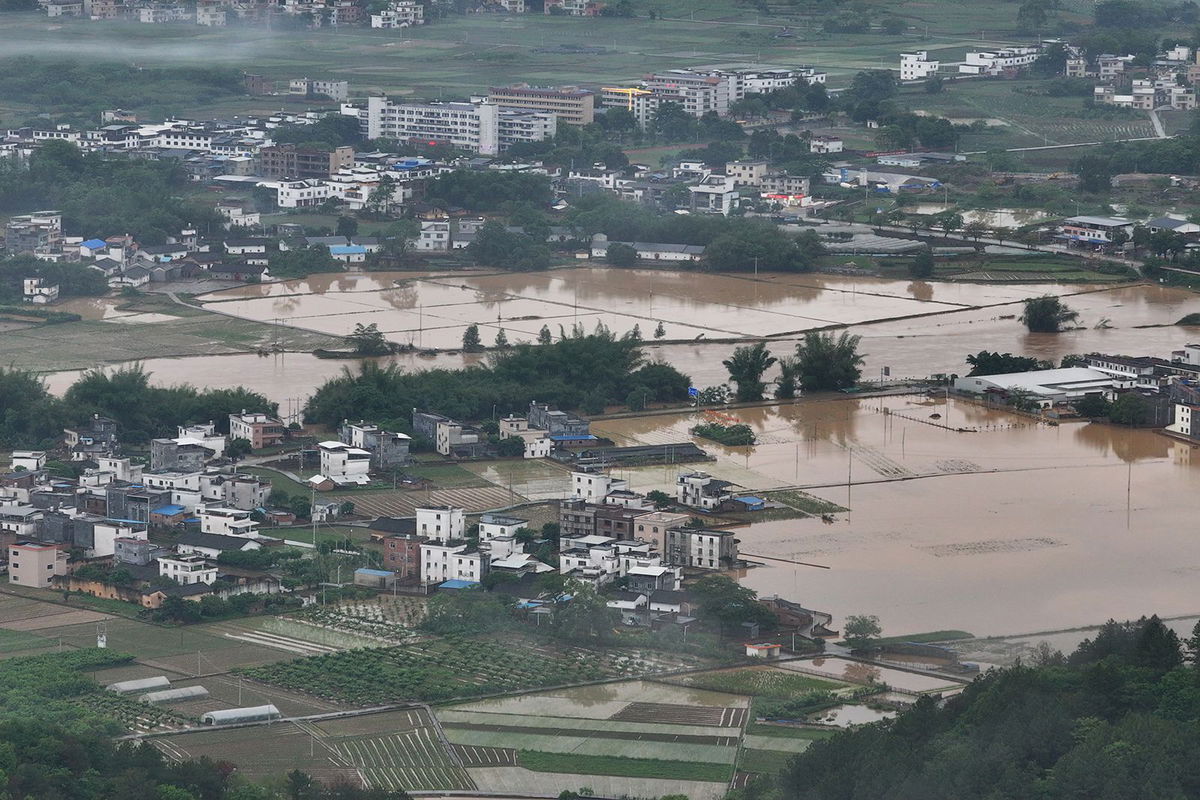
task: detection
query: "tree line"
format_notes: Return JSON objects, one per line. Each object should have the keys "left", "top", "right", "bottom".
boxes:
{"left": 304, "top": 327, "right": 691, "bottom": 427}
{"left": 0, "top": 364, "right": 276, "bottom": 449}
{"left": 721, "top": 332, "right": 866, "bottom": 402}
{"left": 742, "top": 615, "right": 1200, "bottom": 800}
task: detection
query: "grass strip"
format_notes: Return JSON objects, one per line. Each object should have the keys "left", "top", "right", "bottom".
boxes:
{"left": 868, "top": 630, "right": 974, "bottom": 646}
{"left": 744, "top": 724, "right": 838, "bottom": 740}
{"left": 737, "top": 748, "right": 798, "bottom": 776}
{"left": 516, "top": 750, "right": 733, "bottom": 782}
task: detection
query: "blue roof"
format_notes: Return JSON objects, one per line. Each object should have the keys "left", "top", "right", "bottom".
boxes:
{"left": 439, "top": 579, "right": 480, "bottom": 590}
{"left": 735, "top": 496, "right": 765, "bottom": 505}
{"left": 549, "top": 434, "right": 598, "bottom": 442}
{"left": 81, "top": 239, "right": 106, "bottom": 249}
{"left": 329, "top": 245, "right": 367, "bottom": 255}
{"left": 153, "top": 504, "right": 186, "bottom": 515}
{"left": 355, "top": 568, "right": 393, "bottom": 577}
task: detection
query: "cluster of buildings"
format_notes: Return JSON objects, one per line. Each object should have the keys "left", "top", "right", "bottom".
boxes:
{"left": 953, "top": 345, "right": 1200, "bottom": 431}
{"left": 1069, "top": 44, "right": 1200, "bottom": 111}
{"left": 364, "top": 465, "right": 768, "bottom": 627}
{"left": 1, "top": 412, "right": 293, "bottom": 607}
{"left": 410, "top": 402, "right": 592, "bottom": 460}
{"left": 899, "top": 46, "right": 1041, "bottom": 82}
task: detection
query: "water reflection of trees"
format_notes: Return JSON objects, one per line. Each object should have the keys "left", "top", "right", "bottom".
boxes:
{"left": 382, "top": 284, "right": 419, "bottom": 311}
{"left": 1073, "top": 422, "right": 1169, "bottom": 463}
{"left": 781, "top": 400, "right": 859, "bottom": 447}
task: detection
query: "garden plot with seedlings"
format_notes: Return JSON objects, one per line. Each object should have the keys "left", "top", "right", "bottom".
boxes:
{"left": 666, "top": 666, "right": 852, "bottom": 697}
{"left": 446, "top": 679, "right": 749, "bottom": 719}
{"left": 236, "top": 635, "right": 712, "bottom": 705}
{"left": 288, "top": 596, "right": 428, "bottom": 643}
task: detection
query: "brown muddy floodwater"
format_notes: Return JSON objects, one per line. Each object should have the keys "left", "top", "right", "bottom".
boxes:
{"left": 590, "top": 396, "right": 1200, "bottom": 638}
{"left": 34, "top": 269, "right": 1200, "bottom": 638}
{"left": 44, "top": 269, "right": 1200, "bottom": 407}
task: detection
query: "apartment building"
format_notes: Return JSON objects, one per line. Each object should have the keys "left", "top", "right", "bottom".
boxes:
{"left": 260, "top": 144, "right": 355, "bottom": 180}
{"left": 664, "top": 527, "right": 738, "bottom": 569}
{"left": 643, "top": 70, "right": 733, "bottom": 117}
{"left": 488, "top": 84, "right": 595, "bottom": 125}
{"left": 416, "top": 506, "right": 465, "bottom": 543}
{"left": 497, "top": 109, "right": 557, "bottom": 148}
{"left": 363, "top": 98, "right": 500, "bottom": 154}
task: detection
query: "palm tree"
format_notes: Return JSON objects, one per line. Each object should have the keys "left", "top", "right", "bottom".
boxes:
{"left": 723, "top": 342, "right": 777, "bottom": 402}
{"left": 794, "top": 331, "right": 865, "bottom": 391}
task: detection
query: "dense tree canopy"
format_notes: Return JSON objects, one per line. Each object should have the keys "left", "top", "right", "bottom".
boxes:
{"left": 0, "top": 365, "right": 276, "bottom": 448}
{"left": 965, "top": 351, "right": 1053, "bottom": 376}
{"left": 304, "top": 328, "right": 690, "bottom": 427}
{"left": 770, "top": 615, "right": 1200, "bottom": 800}
{"left": 425, "top": 171, "right": 553, "bottom": 211}
{"left": 794, "top": 331, "right": 865, "bottom": 391}
{"left": 0, "top": 140, "right": 222, "bottom": 243}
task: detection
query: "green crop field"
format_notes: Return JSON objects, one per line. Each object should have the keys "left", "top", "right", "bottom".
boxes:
{"left": 236, "top": 633, "right": 708, "bottom": 704}
{"left": 672, "top": 666, "right": 848, "bottom": 697}
{"left": 517, "top": 750, "right": 734, "bottom": 782}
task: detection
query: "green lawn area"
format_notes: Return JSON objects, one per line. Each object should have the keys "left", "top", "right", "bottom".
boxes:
{"left": 516, "top": 751, "right": 733, "bottom": 782}
{"left": 243, "top": 467, "right": 310, "bottom": 497}
{"left": 744, "top": 724, "right": 839, "bottom": 740}
{"left": 737, "top": 747, "right": 798, "bottom": 776}
{"left": 0, "top": 627, "right": 56, "bottom": 654}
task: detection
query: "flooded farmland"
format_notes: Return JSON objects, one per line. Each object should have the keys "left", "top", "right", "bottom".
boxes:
{"left": 37, "top": 269, "right": 1200, "bottom": 411}
{"left": 589, "top": 395, "right": 1200, "bottom": 637}
{"left": 21, "top": 268, "right": 1200, "bottom": 640}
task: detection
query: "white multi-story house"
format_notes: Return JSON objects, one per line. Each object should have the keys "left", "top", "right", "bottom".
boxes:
{"left": 900, "top": 51, "right": 940, "bottom": 81}
{"left": 477, "top": 513, "right": 527, "bottom": 541}
{"left": 267, "top": 179, "right": 333, "bottom": 209}
{"left": 370, "top": 0, "right": 424, "bottom": 27}
{"left": 317, "top": 441, "right": 372, "bottom": 485}
{"left": 416, "top": 506, "right": 465, "bottom": 542}
{"left": 571, "top": 470, "right": 630, "bottom": 503}
{"left": 197, "top": 506, "right": 259, "bottom": 537}
{"left": 417, "top": 220, "right": 451, "bottom": 251}
{"left": 421, "top": 540, "right": 488, "bottom": 584}
{"left": 676, "top": 471, "right": 735, "bottom": 510}
{"left": 159, "top": 554, "right": 218, "bottom": 585}
{"left": 959, "top": 47, "right": 1040, "bottom": 75}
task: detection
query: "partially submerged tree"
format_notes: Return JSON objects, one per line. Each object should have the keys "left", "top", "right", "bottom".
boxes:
{"left": 794, "top": 331, "right": 864, "bottom": 391}
{"left": 1020, "top": 296, "right": 1080, "bottom": 333}
{"left": 723, "top": 342, "right": 777, "bottom": 402}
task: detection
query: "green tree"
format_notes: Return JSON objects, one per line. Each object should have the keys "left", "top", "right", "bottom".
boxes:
{"left": 690, "top": 575, "right": 775, "bottom": 630}
{"left": 1075, "top": 394, "right": 1111, "bottom": 418}
{"left": 289, "top": 495, "right": 312, "bottom": 520}
{"left": 1020, "top": 296, "right": 1080, "bottom": 333}
{"left": 226, "top": 437, "right": 253, "bottom": 460}
{"left": 924, "top": 75, "right": 945, "bottom": 94}
{"left": 1134, "top": 615, "right": 1182, "bottom": 670}
{"left": 538, "top": 325, "right": 553, "bottom": 345}
{"left": 794, "top": 331, "right": 864, "bottom": 391}
{"left": 646, "top": 489, "right": 672, "bottom": 509}
{"left": 966, "top": 351, "right": 1052, "bottom": 376}
{"left": 842, "top": 614, "right": 883, "bottom": 649}
{"left": 461, "top": 324, "right": 484, "bottom": 352}
{"left": 1185, "top": 620, "right": 1200, "bottom": 666}
{"left": 347, "top": 322, "right": 390, "bottom": 356}
{"left": 339, "top": 501, "right": 355, "bottom": 516}
{"left": 654, "top": 321, "right": 666, "bottom": 339}
{"left": 775, "top": 357, "right": 800, "bottom": 400}
{"left": 335, "top": 215, "right": 358, "bottom": 238}
{"left": 723, "top": 342, "right": 777, "bottom": 402}
{"left": 909, "top": 249, "right": 935, "bottom": 279}
{"left": 606, "top": 242, "right": 639, "bottom": 266}
{"left": 494, "top": 328, "right": 509, "bottom": 348}
{"left": 1108, "top": 393, "right": 1148, "bottom": 425}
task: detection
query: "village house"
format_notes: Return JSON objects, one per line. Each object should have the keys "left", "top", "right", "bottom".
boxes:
{"left": 8, "top": 541, "right": 67, "bottom": 588}
{"left": 338, "top": 421, "right": 410, "bottom": 468}
{"left": 316, "top": 441, "right": 373, "bottom": 485}
{"left": 676, "top": 471, "right": 735, "bottom": 510}
{"left": 664, "top": 526, "right": 738, "bottom": 569}
{"left": 228, "top": 411, "right": 285, "bottom": 450}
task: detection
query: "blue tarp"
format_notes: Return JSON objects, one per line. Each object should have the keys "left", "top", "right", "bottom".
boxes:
{"left": 439, "top": 579, "right": 480, "bottom": 590}
{"left": 153, "top": 504, "right": 186, "bottom": 515}
{"left": 81, "top": 239, "right": 106, "bottom": 250}
{"left": 549, "top": 434, "right": 597, "bottom": 442}
{"left": 355, "top": 568, "right": 393, "bottom": 577}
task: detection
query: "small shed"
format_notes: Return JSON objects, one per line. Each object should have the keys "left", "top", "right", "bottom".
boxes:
{"left": 745, "top": 642, "right": 782, "bottom": 659}
{"left": 106, "top": 676, "right": 171, "bottom": 694}
{"left": 201, "top": 704, "right": 282, "bottom": 725}
{"left": 354, "top": 567, "right": 395, "bottom": 589}
{"left": 141, "top": 685, "right": 209, "bottom": 704}
{"left": 733, "top": 496, "right": 767, "bottom": 512}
